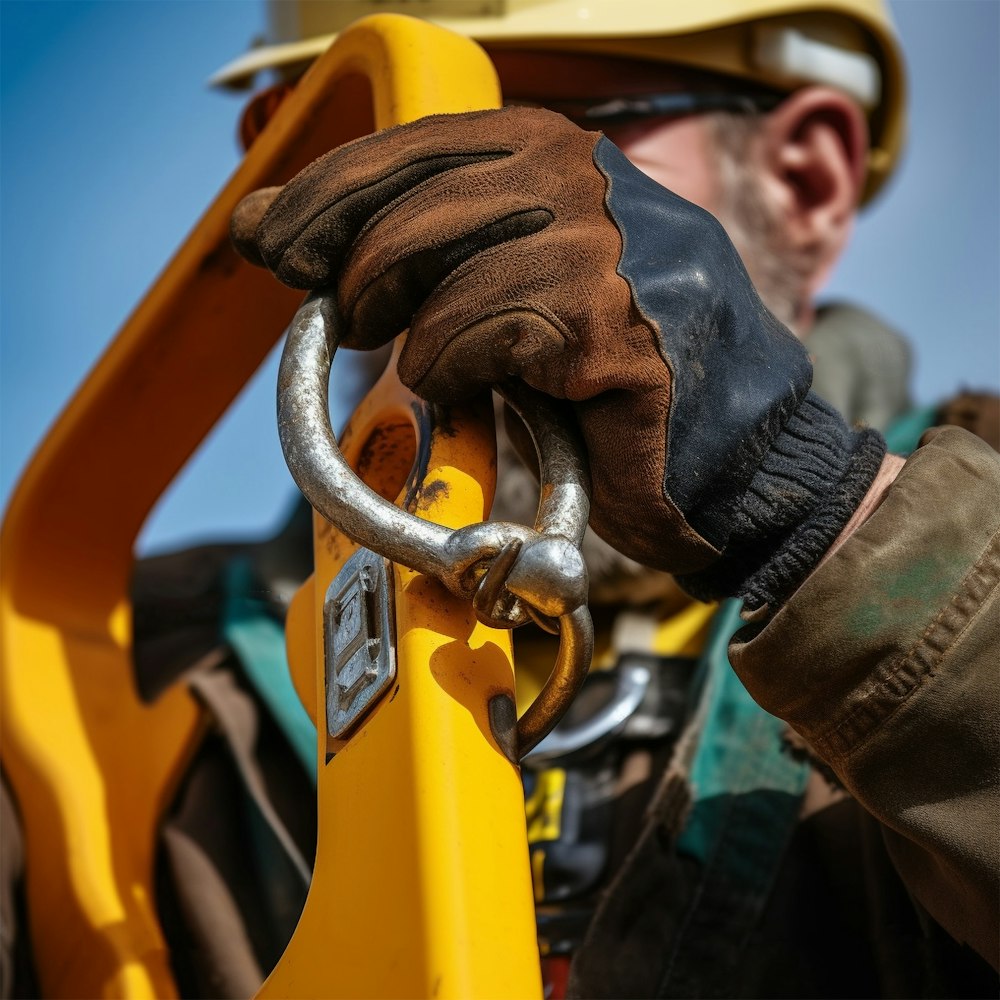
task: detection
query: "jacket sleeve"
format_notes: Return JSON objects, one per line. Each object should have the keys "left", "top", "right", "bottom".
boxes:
{"left": 728, "top": 426, "right": 1000, "bottom": 969}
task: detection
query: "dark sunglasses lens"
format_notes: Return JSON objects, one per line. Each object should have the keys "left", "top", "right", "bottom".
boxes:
{"left": 504, "top": 92, "right": 781, "bottom": 128}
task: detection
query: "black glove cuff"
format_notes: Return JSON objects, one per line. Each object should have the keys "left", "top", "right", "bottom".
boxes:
{"left": 679, "top": 392, "right": 886, "bottom": 610}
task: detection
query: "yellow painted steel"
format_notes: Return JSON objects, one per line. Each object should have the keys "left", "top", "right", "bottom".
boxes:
{"left": 258, "top": 22, "right": 541, "bottom": 1000}
{"left": 2, "top": 13, "right": 538, "bottom": 1000}
{"left": 264, "top": 366, "right": 541, "bottom": 999}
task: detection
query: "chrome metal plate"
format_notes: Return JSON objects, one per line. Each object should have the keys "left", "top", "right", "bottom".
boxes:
{"left": 324, "top": 548, "right": 395, "bottom": 739}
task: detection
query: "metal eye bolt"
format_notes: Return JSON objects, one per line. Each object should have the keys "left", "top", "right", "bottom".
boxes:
{"left": 277, "top": 291, "right": 595, "bottom": 757}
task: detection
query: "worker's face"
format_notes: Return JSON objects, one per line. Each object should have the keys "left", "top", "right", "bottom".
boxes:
{"left": 486, "top": 50, "right": 866, "bottom": 597}
{"left": 488, "top": 50, "right": 730, "bottom": 222}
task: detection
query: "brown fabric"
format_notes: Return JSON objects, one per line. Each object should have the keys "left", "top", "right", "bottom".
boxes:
{"left": 230, "top": 106, "right": 714, "bottom": 574}
{"left": 129, "top": 538, "right": 315, "bottom": 998}
{"left": 743, "top": 796, "right": 998, "bottom": 999}
{"left": 161, "top": 770, "right": 265, "bottom": 1000}
{"left": 131, "top": 540, "right": 249, "bottom": 701}
{"left": 156, "top": 665, "right": 314, "bottom": 999}
{"left": 569, "top": 769, "right": 698, "bottom": 999}
{"left": 730, "top": 427, "right": 1000, "bottom": 969}
{"left": 937, "top": 389, "right": 1000, "bottom": 452}
{"left": 187, "top": 671, "right": 311, "bottom": 886}
{"left": 567, "top": 680, "right": 703, "bottom": 998}
{"left": 1, "top": 775, "right": 37, "bottom": 1000}
{"left": 0, "top": 776, "right": 21, "bottom": 1000}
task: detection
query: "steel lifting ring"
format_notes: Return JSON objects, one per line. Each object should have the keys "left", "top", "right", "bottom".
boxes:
{"left": 277, "top": 292, "right": 594, "bottom": 757}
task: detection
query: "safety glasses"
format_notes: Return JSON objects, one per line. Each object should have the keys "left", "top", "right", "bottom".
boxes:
{"left": 240, "top": 84, "right": 785, "bottom": 154}
{"left": 504, "top": 91, "right": 783, "bottom": 129}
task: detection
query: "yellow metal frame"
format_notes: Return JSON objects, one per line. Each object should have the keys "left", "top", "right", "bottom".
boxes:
{"left": 2, "top": 14, "right": 539, "bottom": 999}
{"left": 271, "top": 343, "right": 540, "bottom": 999}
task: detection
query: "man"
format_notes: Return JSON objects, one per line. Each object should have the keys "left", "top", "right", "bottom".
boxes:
{"left": 3, "top": 3, "right": 996, "bottom": 998}
{"left": 224, "top": 2, "right": 998, "bottom": 997}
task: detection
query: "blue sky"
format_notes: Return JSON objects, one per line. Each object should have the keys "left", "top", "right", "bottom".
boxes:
{"left": 2, "top": 1, "right": 998, "bottom": 555}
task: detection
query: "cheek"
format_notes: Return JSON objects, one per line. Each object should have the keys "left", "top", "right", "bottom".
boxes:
{"left": 610, "top": 118, "right": 722, "bottom": 216}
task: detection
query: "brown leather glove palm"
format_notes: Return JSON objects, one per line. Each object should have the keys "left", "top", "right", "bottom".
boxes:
{"left": 232, "top": 107, "right": 884, "bottom": 608}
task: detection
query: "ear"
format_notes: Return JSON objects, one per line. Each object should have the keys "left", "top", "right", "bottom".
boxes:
{"left": 756, "top": 87, "right": 869, "bottom": 287}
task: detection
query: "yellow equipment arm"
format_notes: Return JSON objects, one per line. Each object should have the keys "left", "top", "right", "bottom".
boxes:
{"left": 2, "top": 14, "right": 540, "bottom": 999}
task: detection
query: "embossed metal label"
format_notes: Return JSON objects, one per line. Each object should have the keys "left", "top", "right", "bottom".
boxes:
{"left": 324, "top": 549, "right": 395, "bottom": 739}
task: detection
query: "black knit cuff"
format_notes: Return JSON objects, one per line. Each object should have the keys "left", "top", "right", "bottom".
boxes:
{"left": 679, "top": 392, "right": 886, "bottom": 609}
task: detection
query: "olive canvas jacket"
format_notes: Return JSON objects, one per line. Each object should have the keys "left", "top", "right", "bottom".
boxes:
{"left": 570, "top": 426, "right": 999, "bottom": 998}
{"left": 735, "top": 427, "right": 999, "bottom": 972}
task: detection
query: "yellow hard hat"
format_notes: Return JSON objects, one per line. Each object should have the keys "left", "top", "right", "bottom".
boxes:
{"left": 211, "top": 0, "right": 906, "bottom": 204}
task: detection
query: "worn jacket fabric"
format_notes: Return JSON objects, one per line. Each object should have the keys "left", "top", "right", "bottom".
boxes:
{"left": 732, "top": 426, "right": 1000, "bottom": 970}
{"left": 569, "top": 427, "right": 999, "bottom": 998}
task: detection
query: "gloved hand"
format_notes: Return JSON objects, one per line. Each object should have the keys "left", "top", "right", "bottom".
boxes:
{"left": 232, "top": 107, "right": 884, "bottom": 608}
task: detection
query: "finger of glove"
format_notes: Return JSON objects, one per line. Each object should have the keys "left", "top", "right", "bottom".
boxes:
{"left": 338, "top": 160, "right": 554, "bottom": 349}
{"left": 254, "top": 111, "right": 530, "bottom": 289}
{"left": 231, "top": 186, "right": 282, "bottom": 267}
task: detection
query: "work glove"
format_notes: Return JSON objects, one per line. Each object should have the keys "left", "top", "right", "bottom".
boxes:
{"left": 231, "top": 107, "right": 884, "bottom": 609}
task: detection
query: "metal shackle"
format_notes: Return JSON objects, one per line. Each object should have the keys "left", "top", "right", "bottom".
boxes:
{"left": 277, "top": 291, "right": 594, "bottom": 756}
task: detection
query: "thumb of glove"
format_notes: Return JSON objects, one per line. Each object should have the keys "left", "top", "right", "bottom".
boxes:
{"left": 230, "top": 186, "right": 283, "bottom": 267}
